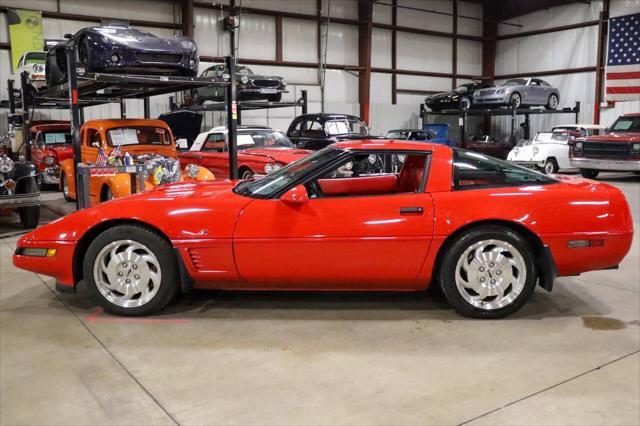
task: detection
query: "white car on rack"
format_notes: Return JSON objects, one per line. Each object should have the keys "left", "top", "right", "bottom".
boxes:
{"left": 507, "top": 124, "right": 605, "bottom": 174}
{"left": 9, "top": 51, "right": 47, "bottom": 91}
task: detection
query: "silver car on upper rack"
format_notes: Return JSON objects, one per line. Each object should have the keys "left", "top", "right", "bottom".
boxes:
{"left": 472, "top": 78, "right": 560, "bottom": 110}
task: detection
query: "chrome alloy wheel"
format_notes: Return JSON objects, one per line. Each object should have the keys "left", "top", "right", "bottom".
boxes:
{"left": 544, "top": 161, "right": 555, "bottom": 174}
{"left": 454, "top": 239, "right": 527, "bottom": 310}
{"left": 93, "top": 239, "right": 161, "bottom": 308}
{"left": 548, "top": 94, "right": 558, "bottom": 109}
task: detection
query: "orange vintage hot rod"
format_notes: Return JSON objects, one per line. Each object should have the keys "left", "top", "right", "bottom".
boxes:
{"left": 59, "top": 119, "right": 213, "bottom": 205}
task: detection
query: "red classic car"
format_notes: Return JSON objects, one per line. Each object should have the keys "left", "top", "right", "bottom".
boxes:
{"left": 14, "top": 141, "right": 633, "bottom": 319}
{"left": 570, "top": 113, "right": 640, "bottom": 178}
{"left": 463, "top": 135, "right": 512, "bottom": 160}
{"left": 29, "top": 122, "right": 72, "bottom": 187}
{"left": 178, "top": 126, "right": 312, "bottom": 179}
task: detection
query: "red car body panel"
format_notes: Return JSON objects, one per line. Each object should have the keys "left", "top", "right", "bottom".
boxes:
{"left": 13, "top": 141, "right": 634, "bottom": 294}
{"left": 179, "top": 147, "right": 311, "bottom": 178}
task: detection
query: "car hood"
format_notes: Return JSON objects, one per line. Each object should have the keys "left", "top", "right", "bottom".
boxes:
{"left": 97, "top": 30, "right": 196, "bottom": 52}
{"left": 46, "top": 144, "right": 73, "bottom": 160}
{"left": 426, "top": 92, "right": 453, "bottom": 101}
{"left": 581, "top": 132, "right": 640, "bottom": 143}
{"left": 240, "top": 148, "right": 311, "bottom": 163}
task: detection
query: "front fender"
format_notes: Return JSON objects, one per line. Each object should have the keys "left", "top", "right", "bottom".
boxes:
{"left": 181, "top": 165, "right": 215, "bottom": 182}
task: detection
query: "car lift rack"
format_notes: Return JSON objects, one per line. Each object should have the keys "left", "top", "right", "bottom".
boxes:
{"left": 420, "top": 102, "right": 581, "bottom": 146}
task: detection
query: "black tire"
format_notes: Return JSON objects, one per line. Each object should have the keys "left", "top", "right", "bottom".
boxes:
{"left": 61, "top": 173, "right": 74, "bottom": 202}
{"left": 240, "top": 168, "right": 254, "bottom": 180}
{"left": 78, "top": 38, "right": 93, "bottom": 71}
{"left": 545, "top": 93, "right": 559, "bottom": 110}
{"left": 460, "top": 96, "right": 472, "bottom": 111}
{"left": 83, "top": 224, "right": 179, "bottom": 316}
{"left": 509, "top": 92, "right": 522, "bottom": 108}
{"left": 18, "top": 176, "right": 40, "bottom": 228}
{"left": 438, "top": 225, "right": 537, "bottom": 319}
{"left": 543, "top": 158, "right": 559, "bottom": 174}
{"left": 580, "top": 169, "right": 599, "bottom": 179}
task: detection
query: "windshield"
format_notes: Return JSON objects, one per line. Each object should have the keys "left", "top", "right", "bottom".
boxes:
{"left": 24, "top": 52, "right": 45, "bottom": 65}
{"left": 325, "top": 119, "right": 368, "bottom": 136}
{"left": 234, "top": 147, "right": 344, "bottom": 198}
{"left": 453, "top": 84, "right": 473, "bottom": 94}
{"left": 386, "top": 131, "right": 409, "bottom": 139}
{"left": 237, "top": 130, "right": 293, "bottom": 150}
{"left": 96, "top": 27, "right": 158, "bottom": 39}
{"left": 501, "top": 79, "right": 527, "bottom": 86}
{"left": 610, "top": 116, "right": 640, "bottom": 132}
{"left": 43, "top": 131, "right": 71, "bottom": 145}
{"left": 532, "top": 131, "right": 571, "bottom": 144}
{"left": 106, "top": 127, "right": 171, "bottom": 146}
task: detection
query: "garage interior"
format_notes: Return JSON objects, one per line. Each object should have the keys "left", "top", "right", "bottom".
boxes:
{"left": 1, "top": 0, "right": 639, "bottom": 425}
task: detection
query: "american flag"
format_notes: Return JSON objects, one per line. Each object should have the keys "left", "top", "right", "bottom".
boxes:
{"left": 96, "top": 146, "right": 108, "bottom": 166}
{"left": 111, "top": 144, "right": 122, "bottom": 157}
{"left": 605, "top": 12, "right": 640, "bottom": 101}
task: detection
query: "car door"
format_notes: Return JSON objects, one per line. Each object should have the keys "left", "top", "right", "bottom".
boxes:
{"left": 233, "top": 152, "right": 434, "bottom": 289}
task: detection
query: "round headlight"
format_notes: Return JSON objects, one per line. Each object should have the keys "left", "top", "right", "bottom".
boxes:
{"left": 189, "top": 58, "right": 196, "bottom": 66}
{"left": 44, "top": 155, "right": 57, "bottom": 166}
{"left": 0, "top": 156, "right": 14, "bottom": 173}
{"left": 185, "top": 163, "right": 200, "bottom": 178}
{"left": 110, "top": 54, "right": 120, "bottom": 63}
{"left": 272, "top": 163, "right": 283, "bottom": 172}
{"left": 33, "top": 63, "right": 44, "bottom": 73}
{"left": 576, "top": 142, "right": 583, "bottom": 149}
{"left": 264, "top": 163, "right": 274, "bottom": 174}
{"left": 281, "top": 78, "right": 287, "bottom": 87}
{"left": 240, "top": 75, "right": 249, "bottom": 84}
{"left": 532, "top": 146, "right": 539, "bottom": 155}
{"left": 632, "top": 143, "right": 640, "bottom": 151}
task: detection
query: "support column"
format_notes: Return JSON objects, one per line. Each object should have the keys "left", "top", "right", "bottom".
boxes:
{"left": 181, "top": 0, "right": 194, "bottom": 38}
{"left": 391, "top": 0, "right": 397, "bottom": 104}
{"left": 225, "top": 56, "right": 238, "bottom": 180}
{"left": 65, "top": 43, "right": 82, "bottom": 210}
{"left": 358, "top": 0, "right": 373, "bottom": 124}
{"left": 452, "top": 0, "right": 458, "bottom": 89}
{"left": 594, "top": 0, "right": 609, "bottom": 124}
{"left": 481, "top": 14, "right": 497, "bottom": 135}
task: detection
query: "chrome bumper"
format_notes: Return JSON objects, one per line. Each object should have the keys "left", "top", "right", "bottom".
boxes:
{"left": 0, "top": 193, "right": 40, "bottom": 209}
{"left": 42, "top": 167, "right": 60, "bottom": 184}
{"left": 509, "top": 160, "right": 544, "bottom": 169}
{"left": 570, "top": 158, "right": 640, "bottom": 172}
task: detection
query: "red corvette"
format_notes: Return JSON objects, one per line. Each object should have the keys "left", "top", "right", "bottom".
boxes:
{"left": 178, "top": 126, "right": 312, "bottom": 180}
{"left": 13, "top": 140, "right": 633, "bottom": 318}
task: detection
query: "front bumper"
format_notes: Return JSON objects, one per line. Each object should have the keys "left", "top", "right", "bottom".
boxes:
{"left": 473, "top": 94, "right": 510, "bottom": 105}
{"left": 0, "top": 192, "right": 40, "bottom": 209}
{"left": 570, "top": 157, "right": 640, "bottom": 172}
{"left": 42, "top": 166, "right": 60, "bottom": 184}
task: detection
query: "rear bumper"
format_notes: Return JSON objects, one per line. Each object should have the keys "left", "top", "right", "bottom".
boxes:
{"left": 570, "top": 157, "right": 640, "bottom": 171}
{"left": 0, "top": 193, "right": 40, "bottom": 209}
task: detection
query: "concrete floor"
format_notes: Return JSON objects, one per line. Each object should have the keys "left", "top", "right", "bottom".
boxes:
{"left": 1, "top": 173, "right": 639, "bottom": 426}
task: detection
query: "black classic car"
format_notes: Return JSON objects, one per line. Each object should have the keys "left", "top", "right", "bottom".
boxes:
{"left": 192, "top": 64, "right": 287, "bottom": 104}
{"left": 425, "top": 82, "right": 491, "bottom": 112}
{"left": 0, "top": 131, "right": 40, "bottom": 228}
{"left": 286, "top": 113, "right": 372, "bottom": 150}
{"left": 46, "top": 23, "right": 199, "bottom": 87}
{"left": 385, "top": 129, "right": 434, "bottom": 141}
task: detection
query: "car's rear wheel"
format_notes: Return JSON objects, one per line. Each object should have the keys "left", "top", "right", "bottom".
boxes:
{"left": 580, "top": 169, "right": 599, "bottom": 179}
{"left": 509, "top": 93, "right": 522, "bottom": 108}
{"left": 78, "top": 38, "right": 93, "bottom": 71}
{"left": 83, "top": 225, "right": 179, "bottom": 316}
{"left": 546, "top": 93, "right": 559, "bottom": 110}
{"left": 61, "top": 173, "right": 74, "bottom": 202}
{"left": 544, "top": 158, "right": 559, "bottom": 174}
{"left": 439, "top": 225, "right": 537, "bottom": 319}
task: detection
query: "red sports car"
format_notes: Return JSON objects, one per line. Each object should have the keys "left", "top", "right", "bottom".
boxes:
{"left": 13, "top": 140, "right": 633, "bottom": 318}
{"left": 29, "top": 122, "right": 72, "bottom": 187}
{"left": 178, "top": 126, "right": 312, "bottom": 180}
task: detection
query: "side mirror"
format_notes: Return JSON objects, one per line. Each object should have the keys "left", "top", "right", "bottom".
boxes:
{"left": 280, "top": 185, "right": 309, "bottom": 205}
{"left": 64, "top": 33, "right": 73, "bottom": 39}
{"left": 91, "top": 141, "right": 100, "bottom": 148}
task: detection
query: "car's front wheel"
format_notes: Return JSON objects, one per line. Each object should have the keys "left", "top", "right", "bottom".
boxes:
{"left": 546, "top": 93, "right": 559, "bottom": 110}
{"left": 61, "top": 173, "right": 74, "bottom": 202}
{"left": 439, "top": 225, "right": 537, "bottom": 319}
{"left": 509, "top": 93, "right": 522, "bottom": 108}
{"left": 543, "top": 158, "right": 559, "bottom": 174}
{"left": 83, "top": 225, "right": 179, "bottom": 316}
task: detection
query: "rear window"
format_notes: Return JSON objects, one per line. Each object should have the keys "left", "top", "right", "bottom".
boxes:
{"left": 453, "top": 149, "right": 555, "bottom": 190}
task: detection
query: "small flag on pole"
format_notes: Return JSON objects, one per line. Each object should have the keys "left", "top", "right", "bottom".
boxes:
{"left": 112, "top": 144, "right": 122, "bottom": 157}
{"left": 605, "top": 12, "right": 640, "bottom": 102}
{"left": 96, "top": 146, "right": 108, "bottom": 166}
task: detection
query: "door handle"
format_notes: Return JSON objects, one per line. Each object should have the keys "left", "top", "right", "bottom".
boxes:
{"left": 400, "top": 207, "right": 423, "bottom": 215}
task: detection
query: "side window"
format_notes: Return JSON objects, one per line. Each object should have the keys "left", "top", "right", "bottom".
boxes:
{"left": 304, "top": 120, "right": 324, "bottom": 137}
{"left": 203, "top": 133, "right": 225, "bottom": 152}
{"left": 289, "top": 119, "right": 303, "bottom": 136}
{"left": 452, "top": 149, "right": 554, "bottom": 190}
{"left": 306, "top": 152, "right": 428, "bottom": 198}
{"left": 86, "top": 129, "right": 102, "bottom": 147}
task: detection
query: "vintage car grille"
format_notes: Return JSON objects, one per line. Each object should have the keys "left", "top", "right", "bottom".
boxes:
{"left": 582, "top": 142, "right": 631, "bottom": 158}
{"left": 136, "top": 52, "right": 183, "bottom": 64}
{"left": 252, "top": 79, "right": 280, "bottom": 88}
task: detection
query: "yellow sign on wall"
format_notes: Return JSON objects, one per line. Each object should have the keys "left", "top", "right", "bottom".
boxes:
{"left": 7, "top": 8, "right": 44, "bottom": 71}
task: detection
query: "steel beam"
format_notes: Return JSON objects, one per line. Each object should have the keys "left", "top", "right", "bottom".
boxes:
{"left": 358, "top": 0, "right": 373, "bottom": 124}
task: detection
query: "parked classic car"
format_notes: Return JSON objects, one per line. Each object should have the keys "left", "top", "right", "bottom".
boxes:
{"left": 9, "top": 51, "right": 47, "bottom": 91}
{"left": 508, "top": 125, "right": 605, "bottom": 174}
{"left": 14, "top": 141, "right": 633, "bottom": 319}
{"left": 385, "top": 129, "right": 433, "bottom": 141}
{"left": 192, "top": 64, "right": 287, "bottom": 103}
{"left": 473, "top": 78, "right": 560, "bottom": 110}
{"left": 425, "top": 82, "right": 491, "bottom": 112}
{"left": 46, "top": 23, "right": 198, "bottom": 87}
{"left": 179, "top": 126, "right": 312, "bottom": 180}
{"left": 58, "top": 119, "right": 213, "bottom": 206}
{"left": 570, "top": 113, "right": 640, "bottom": 178}
{"left": 287, "top": 113, "right": 372, "bottom": 150}
{"left": 463, "top": 135, "right": 512, "bottom": 159}
{"left": 29, "top": 122, "right": 72, "bottom": 188}
{"left": 0, "top": 131, "right": 40, "bottom": 228}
